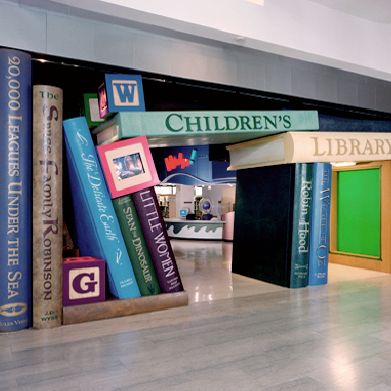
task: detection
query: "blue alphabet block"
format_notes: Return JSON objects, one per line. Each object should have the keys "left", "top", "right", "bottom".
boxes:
{"left": 98, "top": 74, "right": 145, "bottom": 118}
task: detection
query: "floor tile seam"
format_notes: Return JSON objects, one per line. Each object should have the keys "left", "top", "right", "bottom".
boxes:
{"left": 14, "top": 360, "right": 131, "bottom": 388}
{"left": 115, "top": 353, "right": 270, "bottom": 389}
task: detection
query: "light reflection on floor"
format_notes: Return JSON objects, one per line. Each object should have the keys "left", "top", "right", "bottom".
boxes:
{"left": 172, "top": 239, "right": 390, "bottom": 304}
{"left": 172, "top": 239, "right": 286, "bottom": 304}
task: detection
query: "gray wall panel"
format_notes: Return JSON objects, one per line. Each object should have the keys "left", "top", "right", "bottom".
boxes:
{"left": 236, "top": 50, "right": 267, "bottom": 92}
{"left": 0, "top": 1, "right": 46, "bottom": 53}
{"left": 358, "top": 79, "right": 377, "bottom": 110}
{"left": 291, "top": 64, "right": 319, "bottom": 101}
{"left": 337, "top": 75, "right": 359, "bottom": 106}
{"left": 1, "top": 0, "right": 391, "bottom": 114}
{"left": 264, "top": 55, "right": 292, "bottom": 96}
{"left": 376, "top": 82, "right": 391, "bottom": 113}
{"left": 315, "top": 69, "right": 339, "bottom": 103}
{"left": 133, "top": 32, "right": 173, "bottom": 75}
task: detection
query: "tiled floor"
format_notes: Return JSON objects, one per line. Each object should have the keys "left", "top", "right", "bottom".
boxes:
{"left": 172, "top": 240, "right": 285, "bottom": 304}
{"left": 2, "top": 239, "right": 391, "bottom": 390}
{"left": 173, "top": 240, "right": 389, "bottom": 303}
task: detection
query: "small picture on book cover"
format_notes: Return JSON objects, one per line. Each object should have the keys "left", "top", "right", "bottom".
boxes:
{"left": 97, "top": 83, "right": 109, "bottom": 119}
{"left": 97, "top": 136, "right": 160, "bottom": 198}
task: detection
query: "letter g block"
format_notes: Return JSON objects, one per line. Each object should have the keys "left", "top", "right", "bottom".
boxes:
{"left": 63, "top": 256, "right": 106, "bottom": 306}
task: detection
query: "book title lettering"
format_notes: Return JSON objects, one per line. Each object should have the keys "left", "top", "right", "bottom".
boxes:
{"left": 312, "top": 136, "right": 391, "bottom": 157}
{"left": 78, "top": 134, "right": 120, "bottom": 244}
{"left": 298, "top": 180, "right": 312, "bottom": 255}
{"left": 39, "top": 102, "right": 60, "bottom": 301}
{"left": 165, "top": 113, "right": 292, "bottom": 133}
{"left": 6, "top": 55, "right": 24, "bottom": 303}
{"left": 139, "top": 190, "right": 178, "bottom": 280}
{"left": 317, "top": 168, "right": 331, "bottom": 266}
{"left": 38, "top": 89, "right": 60, "bottom": 101}
{"left": 123, "top": 205, "right": 153, "bottom": 283}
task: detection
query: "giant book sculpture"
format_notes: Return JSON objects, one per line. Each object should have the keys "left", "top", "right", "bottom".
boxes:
{"left": 0, "top": 48, "right": 32, "bottom": 331}
{"left": 33, "top": 85, "right": 63, "bottom": 328}
{"left": 63, "top": 117, "right": 141, "bottom": 299}
{"left": 94, "top": 110, "right": 319, "bottom": 146}
{"left": 227, "top": 131, "right": 391, "bottom": 170}
{"left": 233, "top": 163, "right": 313, "bottom": 288}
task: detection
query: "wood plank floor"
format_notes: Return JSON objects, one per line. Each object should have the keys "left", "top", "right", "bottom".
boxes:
{"left": 2, "top": 240, "right": 391, "bottom": 390}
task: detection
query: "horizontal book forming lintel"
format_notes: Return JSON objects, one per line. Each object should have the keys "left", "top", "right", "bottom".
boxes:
{"left": 227, "top": 131, "right": 391, "bottom": 170}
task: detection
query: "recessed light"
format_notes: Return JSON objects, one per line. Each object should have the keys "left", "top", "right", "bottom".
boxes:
{"left": 246, "top": 0, "right": 264, "bottom": 5}
{"left": 330, "top": 162, "right": 357, "bottom": 167}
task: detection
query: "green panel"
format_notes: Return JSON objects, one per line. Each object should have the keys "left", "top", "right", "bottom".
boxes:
{"left": 337, "top": 168, "right": 380, "bottom": 258}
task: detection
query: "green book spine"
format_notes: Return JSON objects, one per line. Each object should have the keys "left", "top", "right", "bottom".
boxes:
{"left": 290, "top": 163, "right": 313, "bottom": 288}
{"left": 113, "top": 195, "right": 161, "bottom": 296}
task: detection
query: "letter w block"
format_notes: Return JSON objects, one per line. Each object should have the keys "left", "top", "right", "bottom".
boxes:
{"left": 103, "top": 74, "right": 145, "bottom": 113}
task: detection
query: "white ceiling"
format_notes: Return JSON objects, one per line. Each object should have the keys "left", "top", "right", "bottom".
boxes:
{"left": 309, "top": 0, "right": 391, "bottom": 23}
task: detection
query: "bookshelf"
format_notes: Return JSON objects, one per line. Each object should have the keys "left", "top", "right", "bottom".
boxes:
{"left": 63, "top": 292, "right": 188, "bottom": 325}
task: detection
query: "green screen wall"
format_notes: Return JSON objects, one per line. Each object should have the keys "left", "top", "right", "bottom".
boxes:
{"left": 337, "top": 168, "right": 381, "bottom": 258}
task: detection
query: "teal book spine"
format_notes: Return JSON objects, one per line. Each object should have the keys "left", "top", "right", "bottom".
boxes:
{"left": 94, "top": 110, "right": 320, "bottom": 145}
{"left": 308, "top": 163, "right": 332, "bottom": 285}
{"left": 63, "top": 117, "right": 140, "bottom": 299}
{"left": 290, "top": 163, "right": 313, "bottom": 288}
{"left": 113, "top": 195, "right": 161, "bottom": 296}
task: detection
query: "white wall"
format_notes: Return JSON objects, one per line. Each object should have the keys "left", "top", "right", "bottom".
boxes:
{"left": 175, "top": 185, "right": 194, "bottom": 217}
{"left": 201, "top": 185, "right": 236, "bottom": 217}
{"left": 2, "top": 0, "right": 391, "bottom": 113}
{"left": 35, "top": 0, "right": 391, "bottom": 82}
{"left": 221, "top": 186, "right": 236, "bottom": 214}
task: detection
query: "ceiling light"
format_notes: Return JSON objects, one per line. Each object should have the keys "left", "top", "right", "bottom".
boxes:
{"left": 246, "top": 0, "right": 264, "bottom": 5}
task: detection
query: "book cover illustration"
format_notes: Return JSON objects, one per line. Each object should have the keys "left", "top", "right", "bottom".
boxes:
{"left": 97, "top": 136, "right": 159, "bottom": 199}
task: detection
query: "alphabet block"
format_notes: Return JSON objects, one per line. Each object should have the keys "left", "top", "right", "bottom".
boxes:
{"left": 63, "top": 257, "right": 106, "bottom": 306}
{"left": 97, "top": 74, "right": 145, "bottom": 118}
{"left": 83, "top": 93, "right": 104, "bottom": 128}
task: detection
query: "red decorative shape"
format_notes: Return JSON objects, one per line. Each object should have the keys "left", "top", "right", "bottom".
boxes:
{"left": 164, "top": 153, "right": 190, "bottom": 172}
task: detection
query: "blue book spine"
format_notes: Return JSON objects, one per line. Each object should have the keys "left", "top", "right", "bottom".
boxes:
{"left": 0, "top": 49, "right": 32, "bottom": 331}
{"left": 308, "top": 163, "right": 332, "bottom": 285}
{"left": 63, "top": 117, "right": 140, "bottom": 299}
